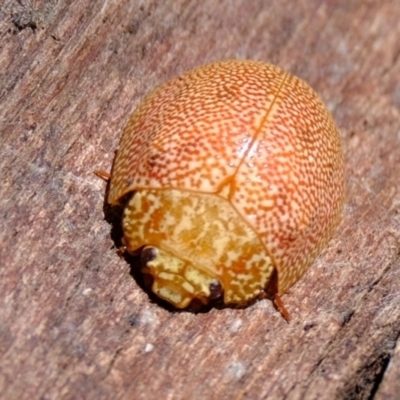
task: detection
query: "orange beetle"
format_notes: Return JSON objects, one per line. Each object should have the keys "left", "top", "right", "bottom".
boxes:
{"left": 107, "top": 60, "right": 345, "bottom": 318}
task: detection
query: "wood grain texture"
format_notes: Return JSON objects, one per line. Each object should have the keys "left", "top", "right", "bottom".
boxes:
{"left": 1, "top": 1, "right": 400, "bottom": 399}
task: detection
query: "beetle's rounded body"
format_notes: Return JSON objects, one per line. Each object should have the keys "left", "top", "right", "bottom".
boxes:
{"left": 108, "top": 60, "right": 345, "bottom": 313}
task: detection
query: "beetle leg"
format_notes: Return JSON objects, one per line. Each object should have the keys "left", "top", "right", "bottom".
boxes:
{"left": 94, "top": 169, "right": 111, "bottom": 181}
{"left": 274, "top": 294, "right": 291, "bottom": 322}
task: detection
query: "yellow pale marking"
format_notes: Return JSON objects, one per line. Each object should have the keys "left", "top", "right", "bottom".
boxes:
{"left": 142, "top": 246, "right": 215, "bottom": 308}
{"left": 157, "top": 286, "right": 183, "bottom": 307}
{"left": 184, "top": 265, "right": 212, "bottom": 292}
{"left": 123, "top": 189, "right": 275, "bottom": 307}
{"left": 181, "top": 281, "right": 195, "bottom": 295}
{"left": 145, "top": 248, "right": 184, "bottom": 274}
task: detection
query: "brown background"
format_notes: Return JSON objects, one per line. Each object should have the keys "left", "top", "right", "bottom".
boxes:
{"left": 1, "top": 1, "right": 400, "bottom": 399}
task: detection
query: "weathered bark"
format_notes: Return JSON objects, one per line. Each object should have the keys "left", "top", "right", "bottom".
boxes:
{"left": 1, "top": 1, "right": 400, "bottom": 399}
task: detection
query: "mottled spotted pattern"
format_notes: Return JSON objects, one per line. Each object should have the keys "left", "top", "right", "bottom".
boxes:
{"left": 123, "top": 189, "right": 274, "bottom": 307}
{"left": 109, "top": 61, "right": 284, "bottom": 198}
{"left": 109, "top": 60, "right": 345, "bottom": 306}
{"left": 231, "top": 73, "right": 344, "bottom": 293}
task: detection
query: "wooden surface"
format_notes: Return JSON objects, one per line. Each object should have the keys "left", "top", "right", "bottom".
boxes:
{"left": 1, "top": 1, "right": 400, "bottom": 399}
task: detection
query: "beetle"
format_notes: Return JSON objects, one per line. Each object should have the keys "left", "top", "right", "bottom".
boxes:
{"left": 103, "top": 60, "right": 345, "bottom": 319}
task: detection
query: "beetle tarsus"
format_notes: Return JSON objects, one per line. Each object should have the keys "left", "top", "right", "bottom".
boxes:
{"left": 94, "top": 169, "right": 111, "bottom": 182}
{"left": 116, "top": 245, "right": 127, "bottom": 257}
{"left": 274, "top": 294, "right": 291, "bottom": 322}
